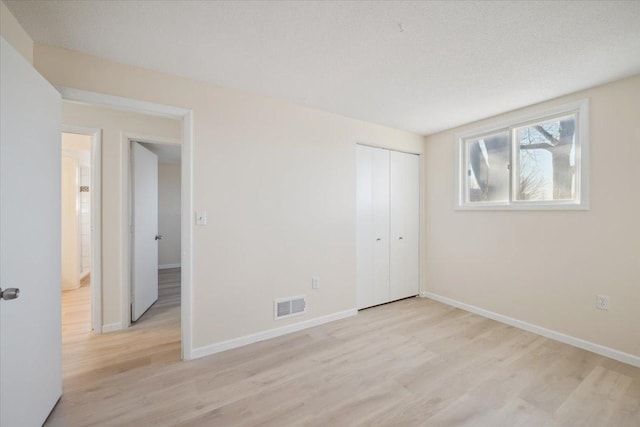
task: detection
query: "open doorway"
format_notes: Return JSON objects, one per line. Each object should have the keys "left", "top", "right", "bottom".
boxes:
{"left": 61, "top": 132, "right": 92, "bottom": 335}
{"left": 58, "top": 88, "right": 194, "bottom": 361}
{"left": 58, "top": 96, "right": 190, "bottom": 369}
{"left": 57, "top": 100, "right": 186, "bottom": 388}
{"left": 57, "top": 118, "right": 183, "bottom": 390}
{"left": 60, "top": 129, "right": 102, "bottom": 341}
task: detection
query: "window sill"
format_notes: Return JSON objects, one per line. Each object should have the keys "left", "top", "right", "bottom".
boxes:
{"left": 455, "top": 201, "right": 589, "bottom": 211}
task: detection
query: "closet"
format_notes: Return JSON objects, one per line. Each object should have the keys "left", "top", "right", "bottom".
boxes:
{"left": 356, "top": 144, "right": 420, "bottom": 309}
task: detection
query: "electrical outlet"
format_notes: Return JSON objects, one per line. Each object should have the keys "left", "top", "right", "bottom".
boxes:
{"left": 596, "top": 295, "right": 610, "bottom": 311}
{"left": 312, "top": 277, "right": 320, "bottom": 290}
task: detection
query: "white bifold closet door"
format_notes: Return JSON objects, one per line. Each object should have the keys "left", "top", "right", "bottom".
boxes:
{"left": 356, "top": 144, "right": 419, "bottom": 310}
{"left": 389, "top": 150, "right": 420, "bottom": 301}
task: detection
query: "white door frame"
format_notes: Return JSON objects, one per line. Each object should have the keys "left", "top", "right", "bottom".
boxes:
{"left": 56, "top": 87, "right": 194, "bottom": 360}
{"left": 61, "top": 125, "right": 103, "bottom": 334}
{"left": 126, "top": 133, "right": 181, "bottom": 326}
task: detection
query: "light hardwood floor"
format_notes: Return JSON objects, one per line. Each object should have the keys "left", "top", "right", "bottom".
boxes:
{"left": 48, "top": 278, "right": 639, "bottom": 426}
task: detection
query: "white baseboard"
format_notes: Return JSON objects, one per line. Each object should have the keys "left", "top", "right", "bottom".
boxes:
{"left": 159, "top": 263, "right": 181, "bottom": 269}
{"left": 102, "top": 322, "right": 123, "bottom": 333}
{"left": 190, "top": 308, "right": 357, "bottom": 360}
{"left": 421, "top": 292, "right": 640, "bottom": 368}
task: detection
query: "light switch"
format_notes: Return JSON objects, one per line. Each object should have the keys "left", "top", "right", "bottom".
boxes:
{"left": 312, "top": 276, "right": 320, "bottom": 289}
{"left": 196, "top": 211, "right": 207, "bottom": 226}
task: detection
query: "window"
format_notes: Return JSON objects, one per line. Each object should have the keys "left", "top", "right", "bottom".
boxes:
{"left": 457, "top": 100, "right": 589, "bottom": 210}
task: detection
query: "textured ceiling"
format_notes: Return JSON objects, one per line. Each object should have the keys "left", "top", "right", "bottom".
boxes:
{"left": 6, "top": 1, "right": 640, "bottom": 135}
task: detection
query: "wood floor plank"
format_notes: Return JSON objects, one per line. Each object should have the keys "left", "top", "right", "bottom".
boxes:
{"left": 46, "top": 276, "right": 640, "bottom": 426}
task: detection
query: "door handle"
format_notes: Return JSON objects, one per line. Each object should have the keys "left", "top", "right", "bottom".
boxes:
{"left": 155, "top": 235, "right": 163, "bottom": 241}
{"left": 0, "top": 288, "right": 20, "bottom": 301}
{"left": 399, "top": 236, "right": 404, "bottom": 240}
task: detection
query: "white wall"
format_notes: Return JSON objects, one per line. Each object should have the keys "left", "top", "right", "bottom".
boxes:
{"left": 61, "top": 102, "right": 182, "bottom": 329}
{"left": 424, "top": 75, "right": 640, "bottom": 358}
{"left": 158, "top": 163, "right": 181, "bottom": 268}
{"left": 0, "top": 1, "right": 32, "bottom": 64}
{"left": 34, "top": 44, "right": 425, "bottom": 351}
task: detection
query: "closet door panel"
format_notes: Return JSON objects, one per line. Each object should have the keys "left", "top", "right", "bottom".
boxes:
{"left": 371, "top": 148, "right": 391, "bottom": 306}
{"left": 356, "top": 145, "right": 374, "bottom": 309}
{"left": 390, "top": 151, "right": 420, "bottom": 301}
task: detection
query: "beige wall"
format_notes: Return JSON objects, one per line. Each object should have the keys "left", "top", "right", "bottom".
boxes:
{"left": 424, "top": 75, "right": 640, "bottom": 357}
{"left": 158, "top": 163, "right": 181, "bottom": 267}
{"left": 0, "top": 1, "right": 32, "bottom": 64}
{"left": 62, "top": 102, "right": 182, "bottom": 328}
{"left": 62, "top": 132, "right": 91, "bottom": 160}
{"left": 36, "top": 44, "right": 425, "bottom": 349}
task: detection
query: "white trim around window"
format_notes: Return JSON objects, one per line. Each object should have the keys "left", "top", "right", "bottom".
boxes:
{"left": 455, "top": 99, "right": 589, "bottom": 210}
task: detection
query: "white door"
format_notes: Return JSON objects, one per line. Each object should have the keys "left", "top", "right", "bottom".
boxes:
{"left": 390, "top": 151, "right": 420, "bottom": 301}
{"left": 356, "top": 145, "right": 390, "bottom": 309}
{"left": 356, "top": 145, "right": 375, "bottom": 309}
{"left": 131, "top": 142, "right": 159, "bottom": 321}
{"left": 371, "top": 148, "right": 391, "bottom": 306}
{"left": 0, "top": 37, "right": 62, "bottom": 426}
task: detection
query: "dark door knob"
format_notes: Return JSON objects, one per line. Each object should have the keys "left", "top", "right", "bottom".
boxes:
{"left": 0, "top": 288, "right": 20, "bottom": 301}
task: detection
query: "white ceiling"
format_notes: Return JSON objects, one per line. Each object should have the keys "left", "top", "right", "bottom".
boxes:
{"left": 6, "top": 1, "right": 640, "bottom": 135}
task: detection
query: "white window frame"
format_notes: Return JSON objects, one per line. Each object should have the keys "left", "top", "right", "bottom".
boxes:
{"left": 455, "top": 99, "right": 589, "bottom": 210}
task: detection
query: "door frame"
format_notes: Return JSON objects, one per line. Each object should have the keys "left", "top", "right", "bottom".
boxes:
{"left": 56, "top": 86, "right": 194, "bottom": 360}
{"left": 126, "top": 134, "right": 181, "bottom": 326}
{"left": 61, "top": 125, "right": 103, "bottom": 334}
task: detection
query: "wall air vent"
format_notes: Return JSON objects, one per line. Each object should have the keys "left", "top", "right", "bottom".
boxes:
{"left": 274, "top": 295, "right": 307, "bottom": 320}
